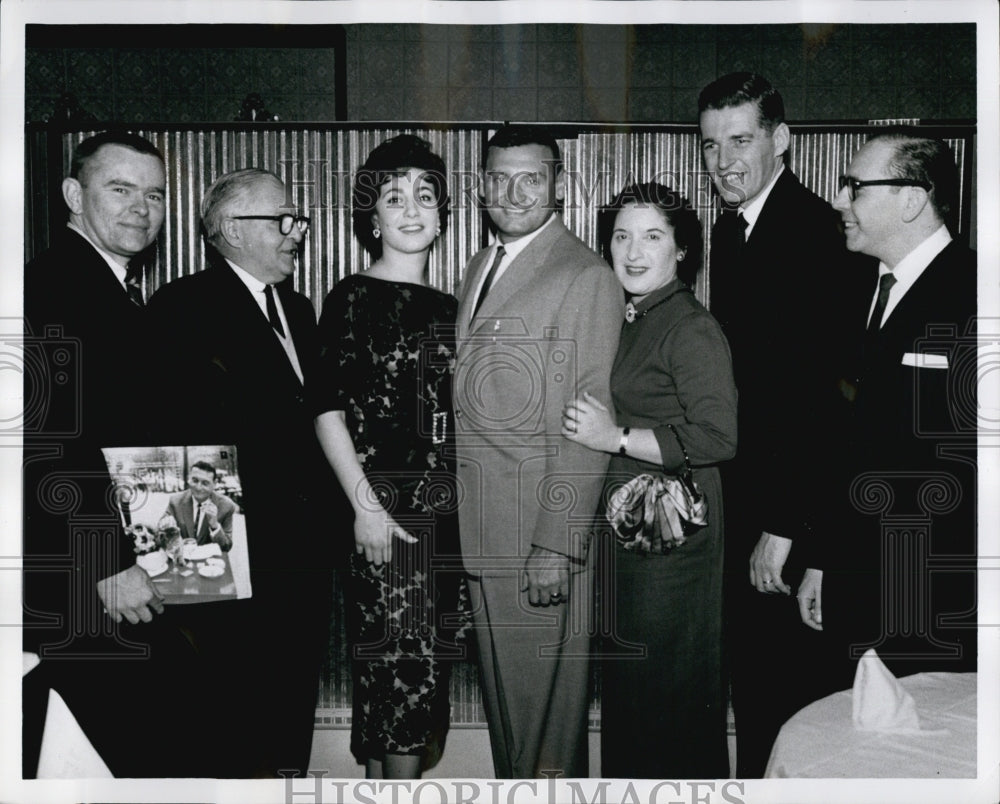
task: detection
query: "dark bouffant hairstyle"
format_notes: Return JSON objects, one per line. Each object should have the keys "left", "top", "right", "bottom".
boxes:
{"left": 597, "top": 182, "right": 704, "bottom": 287}
{"left": 70, "top": 130, "right": 163, "bottom": 181}
{"left": 867, "top": 127, "right": 960, "bottom": 230}
{"left": 352, "top": 134, "right": 450, "bottom": 258}
{"left": 698, "top": 72, "right": 785, "bottom": 133}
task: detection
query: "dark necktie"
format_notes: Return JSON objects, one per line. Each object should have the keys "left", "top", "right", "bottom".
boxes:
{"left": 195, "top": 501, "right": 205, "bottom": 537}
{"left": 736, "top": 211, "right": 749, "bottom": 244}
{"left": 264, "top": 284, "right": 286, "bottom": 337}
{"left": 472, "top": 245, "right": 506, "bottom": 319}
{"left": 867, "top": 272, "right": 897, "bottom": 335}
{"left": 124, "top": 262, "right": 144, "bottom": 307}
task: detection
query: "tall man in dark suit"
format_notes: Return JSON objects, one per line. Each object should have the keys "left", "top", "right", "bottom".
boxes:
{"left": 454, "top": 125, "right": 622, "bottom": 778}
{"left": 699, "top": 73, "right": 851, "bottom": 776}
{"left": 798, "top": 131, "right": 977, "bottom": 682}
{"left": 165, "top": 460, "right": 235, "bottom": 550}
{"left": 147, "top": 168, "right": 336, "bottom": 777}
{"left": 23, "top": 131, "right": 206, "bottom": 777}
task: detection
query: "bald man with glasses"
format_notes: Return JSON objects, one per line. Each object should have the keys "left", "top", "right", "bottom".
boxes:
{"left": 147, "top": 168, "right": 338, "bottom": 777}
{"left": 799, "top": 130, "right": 977, "bottom": 685}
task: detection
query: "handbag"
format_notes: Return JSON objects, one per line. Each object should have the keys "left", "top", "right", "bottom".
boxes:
{"left": 605, "top": 423, "right": 708, "bottom": 553}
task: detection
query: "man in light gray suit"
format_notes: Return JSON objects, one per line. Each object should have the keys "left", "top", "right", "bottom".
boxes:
{"left": 454, "top": 125, "right": 623, "bottom": 778}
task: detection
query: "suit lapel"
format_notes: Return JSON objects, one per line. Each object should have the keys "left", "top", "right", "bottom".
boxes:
{"left": 178, "top": 490, "right": 197, "bottom": 538}
{"left": 66, "top": 230, "right": 141, "bottom": 312}
{"left": 878, "top": 242, "right": 955, "bottom": 337}
{"left": 212, "top": 263, "right": 306, "bottom": 388}
{"left": 457, "top": 249, "right": 490, "bottom": 341}
{"left": 468, "top": 216, "right": 565, "bottom": 334}
{"left": 743, "top": 169, "right": 796, "bottom": 252}
{"left": 277, "top": 283, "right": 314, "bottom": 384}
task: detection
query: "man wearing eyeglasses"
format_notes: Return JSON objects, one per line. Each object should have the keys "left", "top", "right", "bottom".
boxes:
{"left": 698, "top": 72, "right": 855, "bottom": 777}
{"left": 147, "top": 168, "right": 337, "bottom": 777}
{"left": 799, "top": 131, "right": 977, "bottom": 683}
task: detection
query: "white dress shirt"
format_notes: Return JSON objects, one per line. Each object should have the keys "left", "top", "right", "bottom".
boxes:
{"left": 192, "top": 496, "right": 221, "bottom": 540}
{"left": 868, "top": 224, "right": 952, "bottom": 328}
{"left": 225, "top": 259, "right": 304, "bottom": 383}
{"left": 738, "top": 164, "right": 785, "bottom": 241}
{"left": 470, "top": 212, "right": 559, "bottom": 320}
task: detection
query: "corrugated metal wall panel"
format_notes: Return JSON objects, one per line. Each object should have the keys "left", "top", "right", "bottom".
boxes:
{"left": 58, "top": 125, "right": 969, "bottom": 317}
{"left": 569, "top": 129, "right": 968, "bottom": 307}
{"left": 61, "top": 127, "right": 486, "bottom": 308}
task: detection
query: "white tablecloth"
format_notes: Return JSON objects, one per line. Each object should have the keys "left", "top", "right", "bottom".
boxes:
{"left": 765, "top": 672, "right": 977, "bottom": 778}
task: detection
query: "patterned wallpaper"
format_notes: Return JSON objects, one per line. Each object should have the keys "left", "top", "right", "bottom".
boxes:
{"left": 26, "top": 22, "right": 975, "bottom": 125}
{"left": 26, "top": 46, "right": 342, "bottom": 124}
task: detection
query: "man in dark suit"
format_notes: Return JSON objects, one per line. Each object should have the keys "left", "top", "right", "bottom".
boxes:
{"left": 798, "top": 131, "right": 977, "bottom": 682}
{"left": 453, "top": 125, "right": 622, "bottom": 778}
{"left": 23, "top": 131, "right": 206, "bottom": 777}
{"left": 698, "top": 73, "right": 851, "bottom": 776}
{"left": 165, "top": 460, "right": 235, "bottom": 550}
{"left": 147, "top": 168, "right": 336, "bottom": 777}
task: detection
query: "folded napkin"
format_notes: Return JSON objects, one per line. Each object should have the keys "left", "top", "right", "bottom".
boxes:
{"left": 184, "top": 542, "right": 223, "bottom": 561}
{"left": 136, "top": 549, "right": 168, "bottom": 573}
{"left": 852, "top": 648, "right": 921, "bottom": 732}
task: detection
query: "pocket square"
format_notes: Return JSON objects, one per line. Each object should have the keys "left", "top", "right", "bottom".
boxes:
{"left": 901, "top": 352, "right": 949, "bottom": 369}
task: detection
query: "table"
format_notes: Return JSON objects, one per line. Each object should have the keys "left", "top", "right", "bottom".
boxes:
{"left": 140, "top": 514, "right": 252, "bottom": 604}
{"left": 147, "top": 546, "right": 238, "bottom": 604}
{"left": 765, "top": 672, "right": 977, "bottom": 778}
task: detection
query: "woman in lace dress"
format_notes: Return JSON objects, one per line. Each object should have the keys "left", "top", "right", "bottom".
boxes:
{"left": 313, "top": 135, "right": 465, "bottom": 779}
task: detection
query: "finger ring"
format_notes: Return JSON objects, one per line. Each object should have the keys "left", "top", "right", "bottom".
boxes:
{"left": 550, "top": 593, "right": 561, "bottom": 600}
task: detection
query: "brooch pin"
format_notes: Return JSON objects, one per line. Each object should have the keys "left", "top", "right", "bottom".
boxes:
{"left": 624, "top": 302, "right": 637, "bottom": 323}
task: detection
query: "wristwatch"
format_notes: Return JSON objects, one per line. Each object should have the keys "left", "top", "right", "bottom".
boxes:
{"left": 618, "top": 426, "right": 630, "bottom": 455}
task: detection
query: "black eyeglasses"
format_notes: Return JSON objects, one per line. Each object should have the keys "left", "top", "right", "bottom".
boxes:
{"left": 837, "top": 176, "right": 932, "bottom": 201}
{"left": 231, "top": 213, "right": 310, "bottom": 235}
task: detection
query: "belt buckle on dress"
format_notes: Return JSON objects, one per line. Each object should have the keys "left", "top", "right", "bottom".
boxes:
{"left": 432, "top": 411, "right": 448, "bottom": 445}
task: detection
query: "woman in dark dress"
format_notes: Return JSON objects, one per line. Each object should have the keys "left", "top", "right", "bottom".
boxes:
{"left": 562, "top": 182, "right": 737, "bottom": 779}
{"left": 313, "top": 135, "right": 465, "bottom": 779}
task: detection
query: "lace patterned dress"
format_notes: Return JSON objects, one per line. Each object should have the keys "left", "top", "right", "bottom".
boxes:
{"left": 313, "top": 274, "right": 467, "bottom": 763}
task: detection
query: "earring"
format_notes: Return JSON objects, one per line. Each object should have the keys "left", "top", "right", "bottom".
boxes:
{"left": 373, "top": 226, "right": 380, "bottom": 239}
{"left": 435, "top": 224, "right": 441, "bottom": 236}
{"left": 677, "top": 252, "right": 685, "bottom": 261}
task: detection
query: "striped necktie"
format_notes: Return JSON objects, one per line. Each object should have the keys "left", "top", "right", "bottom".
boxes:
{"left": 264, "top": 285, "right": 286, "bottom": 337}
{"left": 124, "top": 262, "right": 144, "bottom": 307}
